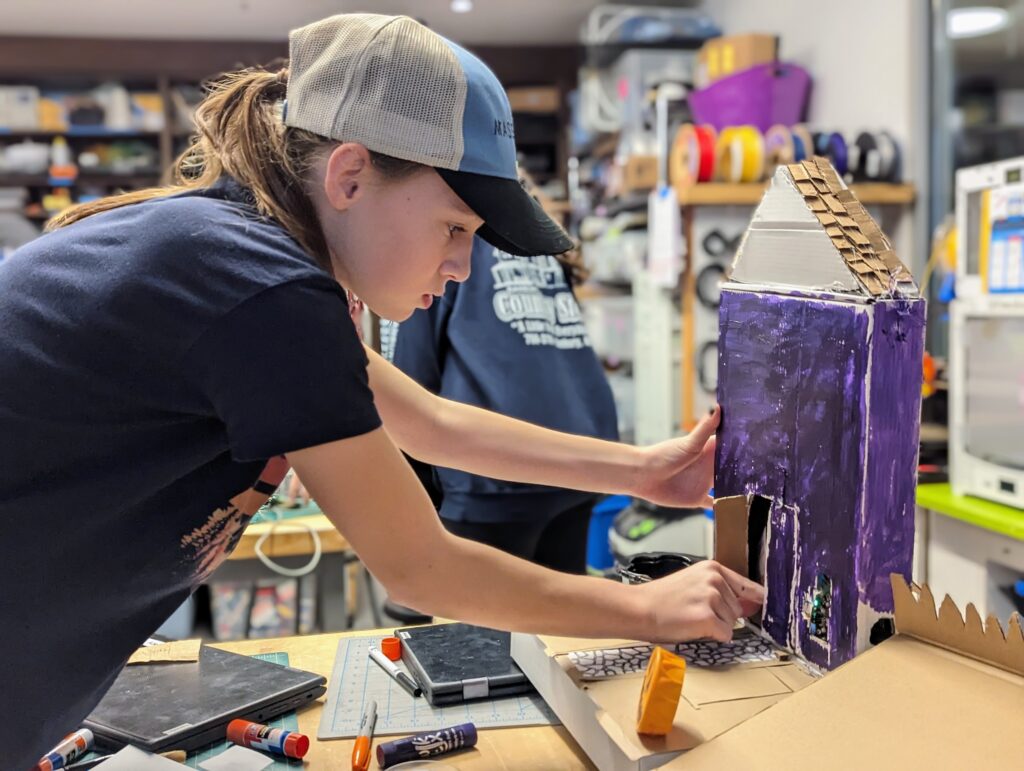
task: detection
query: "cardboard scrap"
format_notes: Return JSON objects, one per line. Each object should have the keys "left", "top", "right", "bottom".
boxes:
{"left": 787, "top": 162, "right": 810, "bottom": 182}
{"left": 796, "top": 180, "right": 817, "bottom": 197}
{"left": 127, "top": 638, "right": 202, "bottom": 665}
{"left": 713, "top": 496, "right": 750, "bottom": 578}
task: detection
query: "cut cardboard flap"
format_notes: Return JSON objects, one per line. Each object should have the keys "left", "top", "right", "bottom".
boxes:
{"left": 890, "top": 573, "right": 1024, "bottom": 676}
{"left": 712, "top": 495, "right": 749, "bottom": 578}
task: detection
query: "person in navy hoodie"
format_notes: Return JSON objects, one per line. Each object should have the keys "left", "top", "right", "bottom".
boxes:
{"left": 391, "top": 234, "right": 618, "bottom": 574}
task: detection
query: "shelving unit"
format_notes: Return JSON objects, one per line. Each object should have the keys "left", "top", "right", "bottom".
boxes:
{"left": 0, "top": 173, "right": 161, "bottom": 188}
{"left": 675, "top": 182, "right": 917, "bottom": 206}
{"left": 0, "top": 37, "right": 579, "bottom": 237}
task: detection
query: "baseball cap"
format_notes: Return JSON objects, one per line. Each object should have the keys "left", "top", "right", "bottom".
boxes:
{"left": 285, "top": 13, "right": 573, "bottom": 257}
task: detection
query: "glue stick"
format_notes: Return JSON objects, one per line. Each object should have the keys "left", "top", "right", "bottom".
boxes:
{"left": 31, "top": 728, "right": 94, "bottom": 771}
{"left": 226, "top": 719, "right": 309, "bottom": 759}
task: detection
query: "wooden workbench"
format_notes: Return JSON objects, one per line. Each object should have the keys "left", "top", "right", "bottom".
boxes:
{"left": 228, "top": 513, "right": 351, "bottom": 561}
{"left": 214, "top": 513, "right": 372, "bottom": 632}
{"left": 213, "top": 629, "right": 593, "bottom": 769}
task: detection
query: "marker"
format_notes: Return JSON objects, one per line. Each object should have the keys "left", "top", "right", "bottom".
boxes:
{"left": 351, "top": 699, "right": 377, "bottom": 771}
{"left": 369, "top": 646, "right": 422, "bottom": 698}
{"left": 32, "top": 729, "right": 94, "bottom": 771}
{"left": 226, "top": 719, "right": 310, "bottom": 759}
{"left": 376, "top": 722, "right": 477, "bottom": 769}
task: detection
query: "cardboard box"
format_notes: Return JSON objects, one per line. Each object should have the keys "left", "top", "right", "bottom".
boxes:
{"left": 511, "top": 630, "right": 816, "bottom": 771}
{"left": 511, "top": 576, "right": 1024, "bottom": 770}
{"left": 622, "top": 155, "right": 659, "bottom": 193}
{"left": 507, "top": 86, "right": 561, "bottom": 114}
{"left": 717, "top": 158, "right": 925, "bottom": 672}
{"left": 696, "top": 34, "right": 777, "bottom": 88}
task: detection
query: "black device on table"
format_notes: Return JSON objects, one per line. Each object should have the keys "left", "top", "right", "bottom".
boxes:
{"left": 396, "top": 622, "right": 535, "bottom": 707}
{"left": 82, "top": 644, "right": 325, "bottom": 753}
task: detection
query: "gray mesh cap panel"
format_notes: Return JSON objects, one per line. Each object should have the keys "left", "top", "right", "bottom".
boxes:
{"left": 285, "top": 14, "right": 466, "bottom": 170}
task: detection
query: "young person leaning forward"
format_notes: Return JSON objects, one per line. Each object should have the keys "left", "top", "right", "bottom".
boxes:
{"left": 0, "top": 14, "right": 761, "bottom": 767}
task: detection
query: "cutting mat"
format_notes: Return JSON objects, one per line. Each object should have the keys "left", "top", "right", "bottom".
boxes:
{"left": 318, "top": 635, "right": 558, "bottom": 739}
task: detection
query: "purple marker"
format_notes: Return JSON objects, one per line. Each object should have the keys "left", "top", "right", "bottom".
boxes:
{"left": 375, "top": 722, "right": 477, "bottom": 768}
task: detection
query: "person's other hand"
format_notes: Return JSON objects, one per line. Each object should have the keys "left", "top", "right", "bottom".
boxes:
{"left": 635, "top": 560, "right": 764, "bottom": 643}
{"left": 631, "top": 406, "right": 720, "bottom": 508}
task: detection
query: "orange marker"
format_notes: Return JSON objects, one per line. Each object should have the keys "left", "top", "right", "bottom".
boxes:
{"left": 351, "top": 699, "right": 377, "bottom": 771}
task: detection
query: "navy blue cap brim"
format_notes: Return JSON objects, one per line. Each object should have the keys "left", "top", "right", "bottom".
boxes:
{"left": 436, "top": 169, "right": 574, "bottom": 257}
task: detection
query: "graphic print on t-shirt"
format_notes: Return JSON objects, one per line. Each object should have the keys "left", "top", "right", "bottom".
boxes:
{"left": 489, "top": 247, "right": 591, "bottom": 349}
{"left": 180, "top": 455, "right": 289, "bottom": 582}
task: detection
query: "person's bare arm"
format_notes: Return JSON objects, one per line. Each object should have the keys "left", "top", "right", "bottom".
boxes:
{"left": 287, "top": 427, "right": 762, "bottom": 641}
{"left": 364, "top": 346, "right": 717, "bottom": 508}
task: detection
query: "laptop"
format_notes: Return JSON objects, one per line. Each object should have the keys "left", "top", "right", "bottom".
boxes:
{"left": 83, "top": 642, "right": 326, "bottom": 752}
{"left": 397, "top": 623, "right": 535, "bottom": 706}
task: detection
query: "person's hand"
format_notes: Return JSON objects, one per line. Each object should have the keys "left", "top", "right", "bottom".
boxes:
{"left": 634, "top": 560, "right": 765, "bottom": 643}
{"left": 631, "top": 406, "right": 720, "bottom": 508}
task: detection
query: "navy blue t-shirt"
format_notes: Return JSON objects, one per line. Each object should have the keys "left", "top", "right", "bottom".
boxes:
{"left": 391, "top": 238, "right": 618, "bottom": 523}
{"left": 0, "top": 180, "right": 381, "bottom": 769}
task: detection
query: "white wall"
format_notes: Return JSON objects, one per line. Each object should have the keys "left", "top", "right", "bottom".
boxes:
{"left": 699, "top": 0, "right": 932, "bottom": 275}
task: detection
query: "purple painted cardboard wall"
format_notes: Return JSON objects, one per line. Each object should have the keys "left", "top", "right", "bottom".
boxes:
{"left": 715, "top": 288, "right": 926, "bottom": 670}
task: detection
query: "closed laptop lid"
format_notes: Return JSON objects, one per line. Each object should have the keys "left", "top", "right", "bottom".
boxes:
{"left": 397, "top": 623, "right": 530, "bottom": 698}
{"left": 83, "top": 645, "right": 325, "bottom": 751}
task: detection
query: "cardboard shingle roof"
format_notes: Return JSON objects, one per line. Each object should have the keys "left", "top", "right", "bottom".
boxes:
{"left": 729, "top": 156, "right": 917, "bottom": 298}
{"left": 788, "top": 157, "right": 913, "bottom": 297}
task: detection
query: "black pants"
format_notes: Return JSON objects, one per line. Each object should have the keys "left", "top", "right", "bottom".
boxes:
{"left": 441, "top": 499, "right": 596, "bottom": 575}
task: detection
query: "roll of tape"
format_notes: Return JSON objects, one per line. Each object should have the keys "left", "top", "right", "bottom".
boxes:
{"left": 636, "top": 646, "right": 686, "bottom": 736}
{"left": 696, "top": 263, "right": 727, "bottom": 309}
{"left": 791, "top": 131, "right": 807, "bottom": 162}
{"left": 764, "top": 124, "right": 795, "bottom": 170}
{"left": 716, "top": 126, "right": 764, "bottom": 183}
{"left": 850, "top": 131, "right": 876, "bottom": 181}
{"left": 701, "top": 229, "right": 743, "bottom": 259}
{"left": 791, "top": 124, "right": 814, "bottom": 163}
{"left": 823, "top": 131, "right": 849, "bottom": 176}
{"left": 670, "top": 123, "right": 716, "bottom": 186}
{"left": 698, "top": 339, "right": 719, "bottom": 394}
{"left": 876, "top": 130, "right": 900, "bottom": 181}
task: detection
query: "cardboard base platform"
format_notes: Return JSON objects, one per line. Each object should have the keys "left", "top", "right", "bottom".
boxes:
{"left": 511, "top": 631, "right": 815, "bottom": 771}
{"left": 512, "top": 577, "right": 1024, "bottom": 770}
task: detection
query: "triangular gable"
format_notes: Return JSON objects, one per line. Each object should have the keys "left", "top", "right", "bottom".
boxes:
{"left": 730, "top": 157, "right": 918, "bottom": 298}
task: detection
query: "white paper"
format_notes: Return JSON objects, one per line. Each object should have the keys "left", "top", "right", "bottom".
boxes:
{"left": 95, "top": 745, "right": 183, "bottom": 769}
{"left": 198, "top": 745, "right": 274, "bottom": 771}
{"left": 647, "top": 184, "right": 684, "bottom": 288}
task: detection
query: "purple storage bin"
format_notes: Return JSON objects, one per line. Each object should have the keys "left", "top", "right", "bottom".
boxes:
{"left": 689, "top": 62, "right": 811, "bottom": 133}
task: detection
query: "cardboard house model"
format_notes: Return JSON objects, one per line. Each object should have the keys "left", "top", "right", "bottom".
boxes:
{"left": 715, "top": 157, "right": 926, "bottom": 671}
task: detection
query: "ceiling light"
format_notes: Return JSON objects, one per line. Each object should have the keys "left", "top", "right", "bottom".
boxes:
{"left": 947, "top": 6, "right": 1010, "bottom": 38}
{"left": 451, "top": 0, "right": 473, "bottom": 12}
